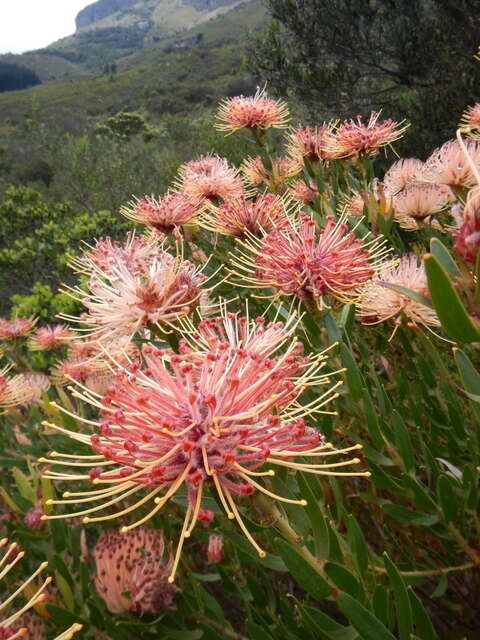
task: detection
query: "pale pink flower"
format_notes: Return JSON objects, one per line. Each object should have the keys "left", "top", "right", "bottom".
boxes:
{"left": 291, "top": 180, "right": 320, "bottom": 205}
{"left": 215, "top": 87, "right": 290, "bottom": 133}
{"left": 6, "top": 613, "right": 47, "bottom": 640}
{"left": 201, "top": 193, "right": 292, "bottom": 237}
{"left": 22, "top": 372, "right": 50, "bottom": 405}
{"left": 326, "top": 112, "right": 409, "bottom": 158}
{"left": 460, "top": 103, "right": 480, "bottom": 130}
{"left": 393, "top": 183, "right": 454, "bottom": 228}
{"left": 345, "top": 192, "right": 366, "bottom": 217}
{"left": 453, "top": 192, "right": 480, "bottom": 264}
{"left": 241, "top": 156, "right": 300, "bottom": 191}
{"left": 94, "top": 528, "right": 177, "bottom": 614}
{"left": 420, "top": 139, "right": 480, "bottom": 187}
{"left": 357, "top": 255, "right": 439, "bottom": 327}
{"left": 286, "top": 124, "right": 337, "bottom": 163}
{"left": 120, "top": 192, "right": 200, "bottom": 231}
{"left": 63, "top": 237, "right": 211, "bottom": 341}
{"left": 28, "top": 325, "right": 71, "bottom": 351}
{"left": 0, "top": 317, "right": 36, "bottom": 341}
{"left": 207, "top": 534, "right": 224, "bottom": 564}
{"left": 234, "top": 214, "right": 389, "bottom": 306}
{"left": 42, "top": 312, "right": 366, "bottom": 582}
{"left": 0, "top": 367, "right": 37, "bottom": 409}
{"left": 383, "top": 158, "right": 424, "bottom": 196}
{"left": 176, "top": 155, "right": 245, "bottom": 202}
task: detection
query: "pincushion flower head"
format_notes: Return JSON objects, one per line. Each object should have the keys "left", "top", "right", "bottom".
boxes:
{"left": 357, "top": 254, "right": 439, "bottom": 328}
{"left": 420, "top": 139, "right": 480, "bottom": 188}
{"left": 453, "top": 191, "right": 480, "bottom": 264}
{"left": 0, "top": 539, "right": 82, "bottom": 640}
{"left": 326, "top": 112, "right": 409, "bottom": 158}
{"left": 28, "top": 325, "right": 71, "bottom": 351}
{"left": 393, "top": 183, "right": 454, "bottom": 229}
{"left": 241, "top": 156, "right": 300, "bottom": 192}
{"left": 215, "top": 87, "right": 290, "bottom": 134}
{"left": 200, "top": 193, "right": 293, "bottom": 238}
{"left": 40, "top": 310, "right": 367, "bottom": 582}
{"left": 291, "top": 180, "right": 320, "bottom": 205}
{"left": 285, "top": 124, "right": 337, "bottom": 164}
{"left": 460, "top": 103, "right": 480, "bottom": 130}
{"left": 0, "top": 366, "right": 38, "bottom": 410}
{"left": 383, "top": 158, "right": 424, "bottom": 196}
{"left": 120, "top": 192, "right": 201, "bottom": 232}
{"left": 175, "top": 155, "right": 245, "bottom": 202}
{"left": 62, "top": 235, "right": 213, "bottom": 342}
{"left": 94, "top": 528, "right": 177, "bottom": 614}
{"left": 0, "top": 317, "right": 36, "bottom": 341}
{"left": 232, "top": 214, "right": 389, "bottom": 308}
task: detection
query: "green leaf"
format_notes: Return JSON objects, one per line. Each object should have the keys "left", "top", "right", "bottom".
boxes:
{"left": 297, "top": 472, "right": 329, "bottom": 557}
{"left": 55, "top": 570, "right": 75, "bottom": 612}
{"left": 325, "top": 563, "right": 363, "bottom": 600}
{"left": 424, "top": 254, "right": 480, "bottom": 342}
{"left": 12, "top": 467, "right": 35, "bottom": 504}
{"left": 246, "top": 621, "right": 274, "bottom": 640}
{"left": 436, "top": 474, "right": 459, "bottom": 522}
{"left": 346, "top": 515, "right": 369, "bottom": 575}
{"left": 362, "top": 391, "right": 384, "bottom": 449}
{"left": 337, "top": 592, "right": 397, "bottom": 640}
{"left": 383, "top": 553, "right": 413, "bottom": 640}
{"left": 382, "top": 504, "right": 438, "bottom": 526}
{"left": 454, "top": 348, "right": 480, "bottom": 398}
{"left": 340, "top": 343, "right": 364, "bottom": 401}
{"left": 392, "top": 411, "right": 414, "bottom": 472}
{"left": 275, "top": 539, "right": 331, "bottom": 599}
{"left": 408, "top": 587, "right": 438, "bottom": 640}
{"left": 430, "top": 238, "right": 460, "bottom": 276}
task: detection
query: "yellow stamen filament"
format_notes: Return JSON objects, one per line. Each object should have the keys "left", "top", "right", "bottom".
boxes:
{"left": 223, "top": 488, "right": 266, "bottom": 558}
{"left": 42, "top": 484, "right": 143, "bottom": 521}
{"left": 168, "top": 504, "right": 192, "bottom": 583}
{"left": 236, "top": 471, "right": 307, "bottom": 506}
{"left": 186, "top": 481, "right": 204, "bottom": 537}
{"left": 212, "top": 472, "right": 235, "bottom": 519}
{"left": 54, "top": 623, "right": 84, "bottom": 640}
{"left": 83, "top": 485, "right": 164, "bottom": 524}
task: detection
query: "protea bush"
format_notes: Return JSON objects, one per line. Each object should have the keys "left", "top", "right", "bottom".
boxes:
{"left": 0, "top": 90, "right": 479, "bottom": 640}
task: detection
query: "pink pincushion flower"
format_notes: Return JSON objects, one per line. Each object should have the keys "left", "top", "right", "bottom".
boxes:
{"left": 28, "top": 325, "right": 71, "bottom": 351}
{"left": 22, "top": 372, "right": 50, "bottom": 405}
{"left": 420, "top": 139, "right": 480, "bottom": 188}
{"left": 94, "top": 528, "right": 177, "bottom": 614}
{"left": 233, "top": 214, "right": 388, "bottom": 306}
{"left": 0, "top": 367, "right": 37, "bottom": 409}
{"left": 453, "top": 192, "right": 480, "bottom": 264}
{"left": 393, "top": 183, "right": 454, "bottom": 228}
{"left": 201, "top": 193, "right": 292, "bottom": 237}
{"left": 0, "top": 317, "right": 36, "bottom": 341}
{"left": 42, "top": 312, "right": 366, "bottom": 582}
{"left": 241, "top": 156, "right": 300, "bottom": 192}
{"left": 63, "top": 236, "right": 211, "bottom": 341}
{"left": 383, "top": 158, "right": 424, "bottom": 196}
{"left": 326, "top": 112, "right": 409, "bottom": 158}
{"left": 286, "top": 124, "right": 337, "bottom": 163}
{"left": 207, "top": 534, "right": 224, "bottom": 563}
{"left": 215, "top": 87, "right": 290, "bottom": 133}
{"left": 357, "top": 255, "right": 439, "bottom": 327}
{"left": 176, "top": 155, "right": 245, "bottom": 202}
{"left": 291, "top": 180, "right": 320, "bottom": 205}
{"left": 460, "top": 103, "right": 480, "bottom": 130}
{"left": 121, "top": 192, "right": 200, "bottom": 231}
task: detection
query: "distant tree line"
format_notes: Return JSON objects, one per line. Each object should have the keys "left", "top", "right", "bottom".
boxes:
{"left": 0, "top": 62, "right": 41, "bottom": 93}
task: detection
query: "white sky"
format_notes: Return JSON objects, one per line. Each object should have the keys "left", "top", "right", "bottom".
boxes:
{"left": 0, "top": 1, "right": 92, "bottom": 54}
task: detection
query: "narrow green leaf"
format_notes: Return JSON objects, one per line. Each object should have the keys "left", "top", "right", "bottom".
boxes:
{"left": 454, "top": 348, "right": 480, "bottom": 396}
{"left": 362, "top": 391, "right": 384, "bottom": 449}
{"left": 346, "top": 515, "right": 369, "bottom": 575}
{"left": 408, "top": 587, "right": 438, "bottom": 640}
{"left": 382, "top": 504, "right": 438, "bottom": 526}
{"left": 297, "top": 472, "right": 329, "bottom": 557}
{"left": 372, "top": 586, "right": 390, "bottom": 627}
{"left": 383, "top": 553, "right": 413, "bottom": 640}
{"left": 392, "top": 411, "right": 414, "bottom": 472}
{"left": 436, "top": 474, "right": 459, "bottom": 522}
{"left": 246, "top": 621, "right": 274, "bottom": 640}
{"left": 325, "top": 563, "right": 363, "bottom": 600}
{"left": 12, "top": 467, "right": 35, "bottom": 504}
{"left": 430, "top": 238, "right": 460, "bottom": 276}
{"left": 55, "top": 570, "right": 75, "bottom": 612}
{"left": 275, "top": 539, "right": 331, "bottom": 599}
{"left": 340, "top": 343, "right": 363, "bottom": 401}
{"left": 424, "top": 254, "right": 480, "bottom": 342}
{"left": 337, "top": 592, "right": 397, "bottom": 640}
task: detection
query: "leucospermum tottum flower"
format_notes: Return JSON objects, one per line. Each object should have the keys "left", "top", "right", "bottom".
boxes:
{"left": 175, "top": 155, "right": 245, "bottom": 202}
{"left": 285, "top": 124, "right": 337, "bottom": 164}
{"left": 357, "top": 254, "right": 439, "bottom": 328}
{"left": 120, "top": 192, "right": 201, "bottom": 232}
{"left": 0, "top": 539, "right": 82, "bottom": 640}
{"left": 460, "top": 103, "right": 480, "bottom": 130}
{"left": 0, "top": 366, "right": 37, "bottom": 410}
{"left": 382, "top": 158, "right": 424, "bottom": 196}
{"left": 200, "top": 193, "right": 293, "bottom": 238}
{"left": 0, "top": 317, "right": 36, "bottom": 341}
{"left": 326, "top": 112, "right": 409, "bottom": 158}
{"left": 94, "top": 528, "right": 177, "bottom": 614}
{"left": 393, "top": 183, "right": 454, "bottom": 230}
{"left": 291, "top": 180, "right": 320, "bottom": 205}
{"left": 420, "top": 139, "right": 480, "bottom": 188}
{"left": 28, "top": 325, "right": 71, "bottom": 351}
{"left": 231, "top": 214, "right": 390, "bottom": 307}
{"left": 453, "top": 191, "right": 480, "bottom": 264}
{"left": 40, "top": 310, "right": 368, "bottom": 582}
{"left": 215, "top": 87, "right": 290, "bottom": 133}
{"left": 62, "top": 235, "right": 214, "bottom": 342}
{"left": 241, "top": 156, "right": 300, "bottom": 192}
